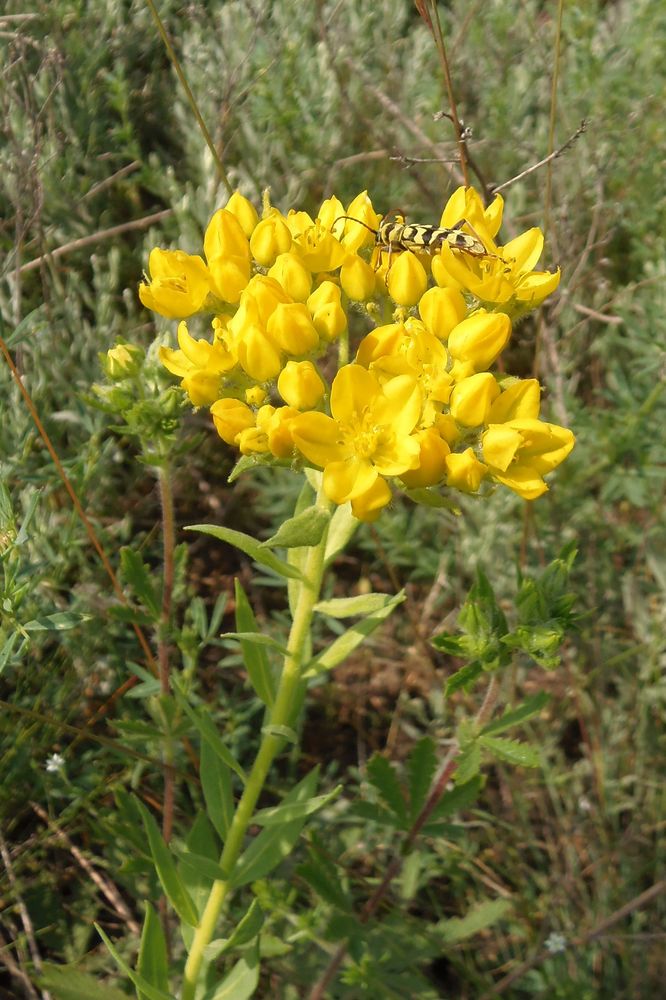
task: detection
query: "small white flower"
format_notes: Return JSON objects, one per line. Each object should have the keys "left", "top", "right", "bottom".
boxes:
{"left": 578, "top": 795, "right": 592, "bottom": 813}
{"left": 545, "top": 932, "right": 567, "bottom": 954}
{"left": 45, "top": 752, "right": 65, "bottom": 773}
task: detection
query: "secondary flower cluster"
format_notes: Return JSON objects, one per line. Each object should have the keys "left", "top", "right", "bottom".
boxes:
{"left": 136, "top": 186, "right": 574, "bottom": 520}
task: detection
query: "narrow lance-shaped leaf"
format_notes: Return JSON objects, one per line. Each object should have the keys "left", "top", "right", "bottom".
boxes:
{"left": 230, "top": 768, "right": 319, "bottom": 888}
{"left": 366, "top": 754, "right": 408, "bottom": 827}
{"left": 39, "top": 964, "right": 131, "bottom": 1000}
{"left": 185, "top": 524, "right": 305, "bottom": 581}
{"left": 200, "top": 738, "right": 234, "bottom": 841}
{"left": 95, "top": 925, "right": 175, "bottom": 1000}
{"left": 173, "top": 680, "right": 246, "bottom": 784}
{"left": 202, "top": 942, "right": 259, "bottom": 1000}
{"left": 481, "top": 691, "right": 550, "bottom": 736}
{"left": 262, "top": 505, "right": 330, "bottom": 548}
{"left": 304, "top": 591, "right": 405, "bottom": 676}
{"left": 120, "top": 547, "right": 161, "bottom": 618}
{"left": 137, "top": 903, "right": 169, "bottom": 1000}
{"left": 234, "top": 579, "right": 276, "bottom": 708}
{"left": 134, "top": 799, "right": 199, "bottom": 928}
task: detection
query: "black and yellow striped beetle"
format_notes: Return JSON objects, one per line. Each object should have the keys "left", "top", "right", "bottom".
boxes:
{"left": 335, "top": 211, "right": 490, "bottom": 272}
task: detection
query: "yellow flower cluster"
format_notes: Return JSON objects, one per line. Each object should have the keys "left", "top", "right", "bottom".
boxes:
{"left": 138, "top": 186, "right": 574, "bottom": 521}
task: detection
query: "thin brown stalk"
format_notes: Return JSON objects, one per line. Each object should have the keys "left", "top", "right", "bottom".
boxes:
{"left": 144, "top": 0, "right": 232, "bottom": 196}
{"left": 425, "top": 0, "right": 469, "bottom": 186}
{"left": 0, "top": 926, "right": 40, "bottom": 1000}
{"left": 543, "top": 0, "right": 565, "bottom": 247}
{"left": 491, "top": 120, "right": 588, "bottom": 196}
{"left": 14, "top": 208, "right": 173, "bottom": 275}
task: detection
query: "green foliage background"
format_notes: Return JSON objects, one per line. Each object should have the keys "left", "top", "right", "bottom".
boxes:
{"left": 1, "top": 0, "right": 664, "bottom": 997}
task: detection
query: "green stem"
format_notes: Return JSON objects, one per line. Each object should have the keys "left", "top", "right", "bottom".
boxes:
{"left": 181, "top": 488, "right": 332, "bottom": 999}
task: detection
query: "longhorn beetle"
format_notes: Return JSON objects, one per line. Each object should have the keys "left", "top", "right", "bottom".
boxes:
{"left": 334, "top": 211, "right": 491, "bottom": 272}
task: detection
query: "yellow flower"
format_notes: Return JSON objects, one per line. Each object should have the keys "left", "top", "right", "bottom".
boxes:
{"left": 487, "top": 378, "right": 541, "bottom": 423}
{"left": 139, "top": 248, "right": 211, "bottom": 319}
{"left": 256, "top": 404, "right": 301, "bottom": 459}
{"left": 278, "top": 360, "right": 326, "bottom": 410}
{"left": 290, "top": 365, "right": 421, "bottom": 510}
{"left": 340, "top": 255, "right": 377, "bottom": 301}
{"left": 307, "top": 281, "right": 347, "bottom": 341}
{"left": 447, "top": 310, "right": 512, "bottom": 374}
{"left": 105, "top": 343, "right": 144, "bottom": 378}
{"left": 266, "top": 302, "right": 319, "bottom": 355}
{"left": 445, "top": 448, "right": 488, "bottom": 493}
{"left": 449, "top": 372, "right": 500, "bottom": 426}
{"left": 211, "top": 397, "right": 256, "bottom": 445}
{"left": 268, "top": 252, "right": 313, "bottom": 302}
{"left": 418, "top": 286, "right": 468, "bottom": 341}
{"left": 250, "top": 214, "right": 293, "bottom": 266}
{"left": 350, "top": 477, "right": 393, "bottom": 522}
{"left": 400, "top": 428, "right": 451, "bottom": 488}
{"left": 387, "top": 250, "right": 428, "bottom": 307}
{"left": 224, "top": 191, "right": 259, "bottom": 237}
{"left": 482, "top": 418, "right": 575, "bottom": 499}
{"left": 160, "top": 322, "right": 236, "bottom": 406}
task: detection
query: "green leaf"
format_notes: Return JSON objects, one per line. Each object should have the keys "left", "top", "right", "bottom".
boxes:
{"left": 137, "top": 903, "right": 169, "bottom": 1000}
{"left": 347, "top": 800, "right": 401, "bottom": 829}
{"left": 304, "top": 591, "right": 405, "bottom": 676}
{"left": 444, "top": 661, "right": 483, "bottom": 696}
{"left": 407, "top": 737, "right": 437, "bottom": 820}
{"left": 174, "top": 849, "right": 229, "bottom": 883}
{"left": 22, "top": 612, "right": 91, "bottom": 632}
{"left": 324, "top": 502, "right": 357, "bottom": 565}
{"left": 260, "top": 723, "right": 298, "bottom": 743}
{"left": 231, "top": 768, "right": 319, "bottom": 887}
{"left": 252, "top": 785, "right": 342, "bottom": 826}
{"left": 366, "top": 754, "right": 407, "bottom": 826}
{"left": 186, "top": 524, "right": 304, "bottom": 581}
{"left": 297, "top": 838, "right": 350, "bottom": 911}
{"left": 424, "top": 775, "right": 483, "bottom": 830}
{"left": 314, "top": 593, "right": 398, "bottom": 618}
{"left": 39, "top": 964, "right": 131, "bottom": 1000}
{"left": 203, "top": 942, "right": 259, "bottom": 1000}
{"left": 120, "top": 547, "right": 161, "bottom": 618}
{"left": 134, "top": 799, "right": 199, "bottom": 927}
{"left": 438, "top": 898, "right": 512, "bottom": 944}
{"left": 220, "top": 631, "right": 289, "bottom": 658}
{"left": 201, "top": 738, "right": 234, "bottom": 841}
{"left": 455, "top": 741, "right": 481, "bottom": 784}
{"left": 479, "top": 735, "right": 540, "bottom": 768}
{"left": 234, "top": 580, "right": 276, "bottom": 708}
{"left": 174, "top": 682, "right": 246, "bottom": 784}
{"left": 95, "top": 925, "right": 175, "bottom": 1000}
{"left": 262, "top": 505, "right": 331, "bottom": 548}
{"left": 481, "top": 692, "right": 550, "bottom": 736}
{"left": 204, "top": 899, "right": 265, "bottom": 960}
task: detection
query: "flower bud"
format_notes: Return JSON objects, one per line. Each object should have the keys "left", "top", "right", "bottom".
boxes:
{"left": 245, "top": 385, "right": 268, "bottom": 406}
{"left": 400, "top": 429, "right": 451, "bottom": 488}
{"left": 445, "top": 448, "right": 487, "bottom": 493}
{"left": 307, "top": 281, "right": 347, "bottom": 341}
{"left": 447, "top": 310, "right": 512, "bottom": 371}
{"left": 267, "top": 302, "right": 319, "bottom": 355}
{"left": 386, "top": 251, "right": 428, "bottom": 307}
{"left": 449, "top": 372, "right": 500, "bottom": 426}
{"left": 204, "top": 209, "right": 251, "bottom": 262}
{"left": 418, "top": 286, "right": 467, "bottom": 340}
{"left": 104, "top": 343, "right": 144, "bottom": 379}
{"left": 208, "top": 254, "right": 251, "bottom": 304}
{"left": 277, "top": 360, "right": 326, "bottom": 410}
{"left": 268, "top": 252, "right": 312, "bottom": 302}
{"left": 340, "top": 255, "right": 376, "bottom": 301}
{"left": 487, "top": 378, "right": 541, "bottom": 423}
{"left": 210, "top": 397, "right": 255, "bottom": 445}
{"left": 250, "top": 214, "right": 293, "bottom": 266}
{"left": 224, "top": 191, "right": 259, "bottom": 237}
